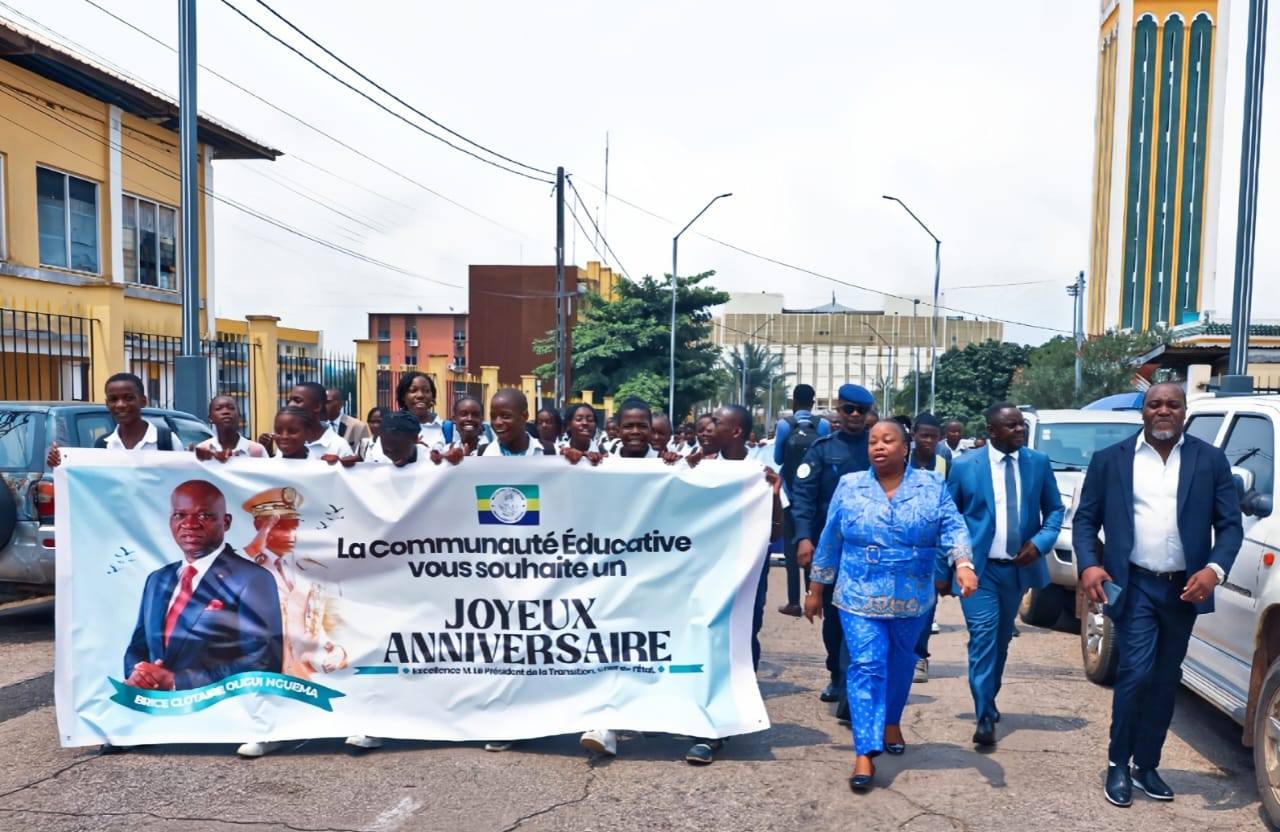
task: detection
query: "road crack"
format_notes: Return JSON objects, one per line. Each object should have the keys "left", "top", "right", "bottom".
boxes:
{"left": 0, "top": 807, "right": 361, "bottom": 832}
{"left": 498, "top": 764, "right": 597, "bottom": 832}
{"left": 0, "top": 754, "right": 97, "bottom": 801}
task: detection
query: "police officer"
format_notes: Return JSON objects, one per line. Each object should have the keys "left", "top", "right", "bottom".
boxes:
{"left": 792, "top": 383, "right": 874, "bottom": 721}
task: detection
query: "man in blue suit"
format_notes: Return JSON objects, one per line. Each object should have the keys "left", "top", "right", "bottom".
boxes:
{"left": 943, "top": 402, "right": 1064, "bottom": 748}
{"left": 124, "top": 480, "right": 283, "bottom": 691}
{"left": 1073, "top": 383, "right": 1241, "bottom": 807}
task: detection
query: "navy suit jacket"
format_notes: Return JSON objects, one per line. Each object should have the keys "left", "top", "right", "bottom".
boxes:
{"left": 1072, "top": 432, "right": 1243, "bottom": 619}
{"left": 943, "top": 446, "right": 1064, "bottom": 593}
{"left": 124, "top": 546, "right": 284, "bottom": 689}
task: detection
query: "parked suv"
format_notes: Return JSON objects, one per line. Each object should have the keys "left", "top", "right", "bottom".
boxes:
{"left": 1015, "top": 408, "right": 1142, "bottom": 626}
{"left": 0, "top": 402, "right": 210, "bottom": 605}
{"left": 1076, "top": 393, "right": 1280, "bottom": 825}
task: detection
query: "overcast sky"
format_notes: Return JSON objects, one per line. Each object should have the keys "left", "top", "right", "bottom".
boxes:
{"left": 16, "top": 0, "right": 1108, "bottom": 348}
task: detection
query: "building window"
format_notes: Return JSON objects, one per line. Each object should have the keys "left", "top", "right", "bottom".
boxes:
{"left": 37, "top": 166, "right": 100, "bottom": 273}
{"left": 405, "top": 354, "right": 418, "bottom": 366}
{"left": 378, "top": 354, "right": 390, "bottom": 365}
{"left": 122, "top": 194, "right": 178, "bottom": 289}
{"left": 1120, "top": 15, "right": 1157, "bottom": 330}
{"left": 1176, "top": 13, "right": 1214, "bottom": 325}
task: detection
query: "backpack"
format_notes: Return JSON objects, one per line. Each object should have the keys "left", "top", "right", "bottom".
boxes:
{"left": 780, "top": 414, "right": 819, "bottom": 489}
{"left": 95, "top": 422, "right": 174, "bottom": 451}
{"left": 442, "top": 420, "right": 454, "bottom": 445}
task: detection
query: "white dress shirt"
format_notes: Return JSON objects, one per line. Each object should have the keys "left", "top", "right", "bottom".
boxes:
{"left": 482, "top": 438, "right": 547, "bottom": 457}
{"left": 103, "top": 420, "right": 160, "bottom": 451}
{"left": 272, "top": 427, "right": 353, "bottom": 460}
{"left": 987, "top": 443, "right": 1022, "bottom": 562}
{"left": 1130, "top": 433, "right": 1186, "bottom": 573}
{"left": 197, "top": 434, "right": 268, "bottom": 458}
{"left": 167, "top": 543, "right": 226, "bottom": 610}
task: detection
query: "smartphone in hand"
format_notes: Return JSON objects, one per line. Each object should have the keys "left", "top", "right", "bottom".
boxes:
{"left": 1102, "top": 580, "right": 1123, "bottom": 606}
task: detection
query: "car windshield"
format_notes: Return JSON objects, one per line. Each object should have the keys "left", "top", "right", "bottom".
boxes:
{"left": 0, "top": 409, "right": 39, "bottom": 470}
{"left": 1035, "top": 422, "right": 1139, "bottom": 471}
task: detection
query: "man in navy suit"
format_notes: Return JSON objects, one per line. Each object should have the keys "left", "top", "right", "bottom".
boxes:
{"left": 124, "top": 480, "right": 283, "bottom": 691}
{"left": 1073, "top": 383, "right": 1241, "bottom": 807}
{"left": 943, "top": 402, "right": 1064, "bottom": 748}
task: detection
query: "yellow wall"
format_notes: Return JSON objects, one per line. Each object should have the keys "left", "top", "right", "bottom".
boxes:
{"left": 0, "top": 59, "right": 208, "bottom": 303}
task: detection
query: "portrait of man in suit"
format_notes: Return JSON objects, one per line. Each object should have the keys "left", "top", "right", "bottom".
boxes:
{"left": 123, "top": 480, "right": 284, "bottom": 691}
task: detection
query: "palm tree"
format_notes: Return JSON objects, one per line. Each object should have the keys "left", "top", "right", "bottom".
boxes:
{"left": 720, "top": 342, "right": 789, "bottom": 413}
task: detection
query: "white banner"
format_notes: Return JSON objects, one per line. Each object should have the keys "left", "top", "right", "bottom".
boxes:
{"left": 54, "top": 453, "right": 771, "bottom": 746}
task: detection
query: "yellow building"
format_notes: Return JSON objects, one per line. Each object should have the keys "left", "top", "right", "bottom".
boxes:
{"left": 1087, "top": 1, "right": 1280, "bottom": 339}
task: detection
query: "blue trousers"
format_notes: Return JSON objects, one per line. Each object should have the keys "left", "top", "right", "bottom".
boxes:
{"left": 959, "top": 560, "right": 1023, "bottom": 722}
{"left": 915, "top": 596, "right": 936, "bottom": 660}
{"left": 839, "top": 610, "right": 928, "bottom": 757}
{"left": 1109, "top": 569, "right": 1196, "bottom": 768}
{"left": 751, "top": 555, "right": 770, "bottom": 671}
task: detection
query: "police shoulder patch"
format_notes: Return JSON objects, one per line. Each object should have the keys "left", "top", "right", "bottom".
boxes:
{"left": 796, "top": 462, "right": 812, "bottom": 480}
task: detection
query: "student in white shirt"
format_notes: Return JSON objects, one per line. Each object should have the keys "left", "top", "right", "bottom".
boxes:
{"left": 256, "top": 382, "right": 353, "bottom": 460}
{"left": 365, "top": 410, "right": 430, "bottom": 468}
{"left": 195, "top": 395, "right": 267, "bottom": 461}
{"left": 535, "top": 407, "right": 564, "bottom": 448}
{"left": 46, "top": 372, "right": 177, "bottom": 467}
{"left": 560, "top": 403, "right": 604, "bottom": 465}
{"left": 271, "top": 408, "right": 354, "bottom": 464}
{"left": 397, "top": 371, "right": 447, "bottom": 448}
{"left": 481, "top": 389, "right": 556, "bottom": 457}
{"left": 434, "top": 397, "right": 492, "bottom": 464}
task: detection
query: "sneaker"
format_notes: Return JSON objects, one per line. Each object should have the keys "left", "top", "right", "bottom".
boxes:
{"left": 344, "top": 735, "right": 384, "bottom": 750}
{"left": 913, "top": 658, "right": 929, "bottom": 683}
{"left": 776, "top": 603, "right": 802, "bottom": 617}
{"left": 579, "top": 729, "right": 618, "bottom": 756}
{"left": 685, "top": 738, "right": 724, "bottom": 765}
{"left": 484, "top": 741, "right": 515, "bottom": 752}
{"left": 930, "top": 621, "right": 940, "bottom": 634}
{"left": 236, "top": 741, "right": 283, "bottom": 758}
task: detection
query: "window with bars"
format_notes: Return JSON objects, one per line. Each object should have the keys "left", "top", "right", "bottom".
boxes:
{"left": 122, "top": 194, "right": 178, "bottom": 290}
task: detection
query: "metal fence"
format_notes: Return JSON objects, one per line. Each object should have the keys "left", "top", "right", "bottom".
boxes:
{"left": 0, "top": 309, "right": 93, "bottom": 401}
{"left": 207, "top": 333, "right": 253, "bottom": 433}
{"left": 125, "top": 331, "right": 181, "bottom": 409}
{"left": 277, "top": 350, "right": 359, "bottom": 415}
{"left": 124, "top": 332, "right": 256, "bottom": 430}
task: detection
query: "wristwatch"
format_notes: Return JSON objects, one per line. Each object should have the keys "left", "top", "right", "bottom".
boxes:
{"left": 956, "top": 561, "right": 976, "bottom": 572}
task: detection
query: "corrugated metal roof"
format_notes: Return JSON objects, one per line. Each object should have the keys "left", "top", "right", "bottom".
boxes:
{"left": 0, "top": 15, "right": 280, "bottom": 161}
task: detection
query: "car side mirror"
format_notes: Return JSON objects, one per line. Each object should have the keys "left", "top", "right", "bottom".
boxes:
{"left": 1246, "top": 493, "right": 1274, "bottom": 519}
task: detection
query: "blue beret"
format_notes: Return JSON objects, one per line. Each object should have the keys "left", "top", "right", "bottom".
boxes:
{"left": 837, "top": 384, "right": 875, "bottom": 405}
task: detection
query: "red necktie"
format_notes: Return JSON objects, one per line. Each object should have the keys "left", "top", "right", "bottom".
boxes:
{"left": 163, "top": 564, "right": 197, "bottom": 647}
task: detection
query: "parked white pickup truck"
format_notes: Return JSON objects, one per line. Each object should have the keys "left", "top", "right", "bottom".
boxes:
{"left": 1077, "top": 393, "right": 1280, "bottom": 824}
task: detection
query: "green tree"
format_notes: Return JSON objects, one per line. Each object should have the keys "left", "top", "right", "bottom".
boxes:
{"left": 1009, "top": 329, "right": 1168, "bottom": 409}
{"left": 535, "top": 271, "right": 729, "bottom": 420}
{"left": 894, "top": 340, "right": 1032, "bottom": 431}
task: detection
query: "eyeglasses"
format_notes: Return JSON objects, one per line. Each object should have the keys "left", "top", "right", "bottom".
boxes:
{"left": 838, "top": 403, "right": 869, "bottom": 415}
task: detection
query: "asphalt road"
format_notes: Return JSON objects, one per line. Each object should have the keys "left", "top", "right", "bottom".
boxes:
{"left": 0, "top": 570, "right": 1269, "bottom": 832}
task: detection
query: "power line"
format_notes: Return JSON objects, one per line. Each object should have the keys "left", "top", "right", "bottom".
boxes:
{"left": 57, "top": 0, "right": 529, "bottom": 236}
{"left": 250, "top": 0, "right": 554, "bottom": 178}
{"left": 566, "top": 178, "right": 632, "bottom": 281}
{"left": 574, "top": 179, "right": 1071, "bottom": 335}
{"left": 0, "top": 78, "right": 463, "bottom": 290}
{"left": 217, "top": 0, "right": 553, "bottom": 184}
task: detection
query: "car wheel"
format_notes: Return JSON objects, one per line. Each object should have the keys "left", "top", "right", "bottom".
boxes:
{"left": 1020, "top": 586, "right": 1065, "bottom": 628}
{"left": 1253, "top": 658, "right": 1280, "bottom": 829}
{"left": 1081, "top": 592, "right": 1118, "bottom": 685}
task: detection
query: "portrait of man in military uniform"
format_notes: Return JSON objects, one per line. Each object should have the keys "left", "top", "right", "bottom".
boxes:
{"left": 241, "top": 486, "right": 348, "bottom": 680}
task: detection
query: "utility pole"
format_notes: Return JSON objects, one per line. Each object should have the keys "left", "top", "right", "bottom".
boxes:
{"left": 912, "top": 299, "right": 920, "bottom": 415}
{"left": 670, "top": 193, "right": 732, "bottom": 418}
{"left": 882, "top": 196, "right": 941, "bottom": 412}
{"left": 554, "top": 166, "right": 566, "bottom": 408}
{"left": 1067, "top": 271, "right": 1085, "bottom": 399}
{"left": 174, "top": 0, "right": 208, "bottom": 418}
{"left": 1225, "top": 0, "right": 1269, "bottom": 392}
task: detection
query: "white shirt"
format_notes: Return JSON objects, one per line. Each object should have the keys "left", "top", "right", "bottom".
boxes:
{"left": 364, "top": 446, "right": 431, "bottom": 467}
{"left": 418, "top": 417, "right": 446, "bottom": 449}
{"left": 482, "top": 438, "right": 547, "bottom": 457}
{"left": 987, "top": 443, "right": 1022, "bottom": 562}
{"left": 103, "top": 420, "right": 161, "bottom": 451}
{"left": 167, "top": 543, "right": 226, "bottom": 611}
{"left": 1131, "top": 433, "right": 1186, "bottom": 573}
{"left": 198, "top": 434, "right": 268, "bottom": 458}
{"left": 304, "top": 428, "right": 354, "bottom": 459}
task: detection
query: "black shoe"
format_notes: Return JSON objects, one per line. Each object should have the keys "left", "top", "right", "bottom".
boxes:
{"left": 848, "top": 761, "right": 876, "bottom": 792}
{"left": 1131, "top": 767, "right": 1174, "bottom": 801}
{"left": 993, "top": 708, "right": 1001, "bottom": 723}
{"left": 777, "top": 603, "right": 802, "bottom": 617}
{"left": 972, "top": 718, "right": 996, "bottom": 748}
{"left": 1104, "top": 765, "right": 1132, "bottom": 807}
{"left": 884, "top": 742, "right": 906, "bottom": 756}
{"left": 685, "top": 739, "right": 724, "bottom": 765}
{"left": 819, "top": 683, "right": 839, "bottom": 703}
{"left": 835, "top": 700, "right": 850, "bottom": 725}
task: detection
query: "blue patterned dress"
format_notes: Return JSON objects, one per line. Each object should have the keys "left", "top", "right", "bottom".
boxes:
{"left": 810, "top": 466, "right": 971, "bottom": 757}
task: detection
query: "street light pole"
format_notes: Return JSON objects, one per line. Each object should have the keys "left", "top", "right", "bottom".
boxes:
{"left": 670, "top": 193, "right": 732, "bottom": 419}
{"left": 174, "top": 0, "right": 208, "bottom": 417}
{"left": 912, "top": 298, "right": 920, "bottom": 415}
{"left": 883, "top": 195, "right": 941, "bottom": 412}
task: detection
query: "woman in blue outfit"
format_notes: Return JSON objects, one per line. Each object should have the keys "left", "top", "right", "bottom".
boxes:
{"left": 804, "top": 419, "right": 976, "bottom": 791}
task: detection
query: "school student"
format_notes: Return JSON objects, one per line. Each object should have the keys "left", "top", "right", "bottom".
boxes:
{"left": 560, "top": 403, "right": 605, "bottom": 465}
{"left": 258, "top": 382, "right": 354, "bottom": 461}
{"left": 195, "top": 396, "right": 268, "bottom": 460}
{"left": 366, "top": 406, "right": 385, "bottom": 444}
{"left": 397, "top": 371, "right": 446, "bottom": 447}
{"left": 435, "top": 396, "right": 491, "bottom": 463}
{"left": 535, "top": 407, "right": 564, "bottom": 447}
{"left": 271, "top": 408, "right": 354, "bottom": 465}
{"left": 650, "top": 413, "right": 674, "bottom": 455}
{"left": 46, "top": 372, "right": 178, "bottom": 467}
{"left": 481, "top": 389, "right": 556, "bottom": 457}
{"left": 367, "top": 410, "right": 430, "bottom": 467}
{"left": 602, "top": 416, "right": 622, "bottom": 454}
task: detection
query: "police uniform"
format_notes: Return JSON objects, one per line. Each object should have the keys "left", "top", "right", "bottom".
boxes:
{"left": 242, "top": 487, "right": 348, "bottom": 680}
{"left": 790, "top": 384, "right": 874, "bottom": 709}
